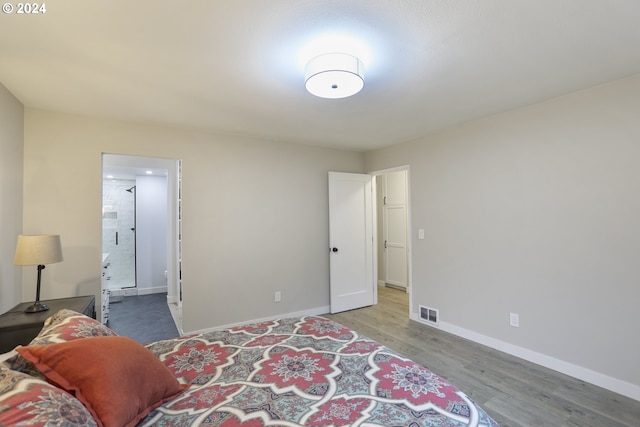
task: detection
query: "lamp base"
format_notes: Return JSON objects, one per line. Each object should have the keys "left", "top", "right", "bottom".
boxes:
{"left": 25, "top": 302, "right": 49, "bottom": 313}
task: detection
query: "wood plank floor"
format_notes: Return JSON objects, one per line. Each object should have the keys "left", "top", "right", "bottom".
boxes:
{"left": 325, "top": 286, "right": 640, "bottom": 427}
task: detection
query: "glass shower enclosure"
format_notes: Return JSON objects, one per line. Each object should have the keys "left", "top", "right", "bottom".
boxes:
{"left": 102, "top": 179, "right": 137, "bottom": 290}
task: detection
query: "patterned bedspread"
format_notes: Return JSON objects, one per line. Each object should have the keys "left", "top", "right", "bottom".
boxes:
{"left": 142, "top": 316, "right": 499, "bottom": 426}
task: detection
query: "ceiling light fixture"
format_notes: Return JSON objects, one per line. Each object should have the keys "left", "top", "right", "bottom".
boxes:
{"left": 305, "top": 53, "right": 364, "bottom": 99}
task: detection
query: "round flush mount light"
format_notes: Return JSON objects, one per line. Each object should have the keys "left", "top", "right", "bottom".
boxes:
{"left": 305, "top": 53, "right": 364, "bottom": 99}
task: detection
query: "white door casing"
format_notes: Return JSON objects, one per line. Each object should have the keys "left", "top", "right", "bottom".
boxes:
{"left": 328, "top": 172, "right": 375, "bottom": 313}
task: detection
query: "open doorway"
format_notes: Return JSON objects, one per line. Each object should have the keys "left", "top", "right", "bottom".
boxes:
{"left": 101, "top": 154, "right": 182, "bottom": 333}
{"left": 372, "top": 166, "right": 411, "bottom": 314}
{"left": 376, "top": 169, "right": 409, "bottom": 291}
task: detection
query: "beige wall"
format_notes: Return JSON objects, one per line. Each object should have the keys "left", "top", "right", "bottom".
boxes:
{"left": 13, "top": 74, "right": 640, "bottom": 398}
{"left": 0, "top": 83, "right": 24, "bottom": 313}
{"left": 365, "top": 74, "right": 640, "bottom": 398}
{"left": 23, "top": 109, "right": 364, "bottom": 332}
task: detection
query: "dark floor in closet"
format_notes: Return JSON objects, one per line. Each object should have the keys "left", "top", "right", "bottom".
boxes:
{"left": 107, "top": 293, "right": 180, "bottom": 344}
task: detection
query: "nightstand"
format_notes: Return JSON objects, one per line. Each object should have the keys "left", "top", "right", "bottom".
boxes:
{"left": 0, "top": 295, "right": 96, "bottom": 353}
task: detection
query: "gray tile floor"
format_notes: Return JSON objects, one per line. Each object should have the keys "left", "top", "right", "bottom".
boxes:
{"left": 107, "top": 293, "right": 180, "bottom": 344}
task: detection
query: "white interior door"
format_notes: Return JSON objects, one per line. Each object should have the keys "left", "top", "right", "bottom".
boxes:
{"left": 328, "top": 172, "right": 375, "bottom": 313}
{"left": 384, "top": 205, "right": 408, "bottom": 287}
{"left": 383, "top": 171, "right": 408, "bottom": 288}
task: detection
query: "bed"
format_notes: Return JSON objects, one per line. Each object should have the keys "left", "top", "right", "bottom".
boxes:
{"left": 0, "top": 309, "right": 499, "bottom": 426}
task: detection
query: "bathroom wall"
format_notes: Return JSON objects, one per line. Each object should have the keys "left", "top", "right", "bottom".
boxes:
{"left": 136, "top": 174, "right": 168, "bottom": 294}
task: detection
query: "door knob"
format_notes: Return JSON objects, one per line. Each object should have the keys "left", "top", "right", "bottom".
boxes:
{"left": 332, "top": 247, "right": 339, "bottom": 253}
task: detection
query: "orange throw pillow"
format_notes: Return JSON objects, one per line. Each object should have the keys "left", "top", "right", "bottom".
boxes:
{"left": 17, "top": 336, "right": 188, "bottom": 427}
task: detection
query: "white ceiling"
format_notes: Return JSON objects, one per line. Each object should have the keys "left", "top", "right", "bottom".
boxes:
{"left": 2, "top": 1, "right": 640, "bottom": 152}
{"left": 102, "top": 154, "right": 171, "bottom": 180}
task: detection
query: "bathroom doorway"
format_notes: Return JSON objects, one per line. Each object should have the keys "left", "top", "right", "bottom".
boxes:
{"left": 101, "top": 154, "right": 182, "bottom": 332}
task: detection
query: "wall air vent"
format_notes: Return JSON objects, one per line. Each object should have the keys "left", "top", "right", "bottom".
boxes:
{"left": 419, "top": 305, "right": 439, "bottom": 326}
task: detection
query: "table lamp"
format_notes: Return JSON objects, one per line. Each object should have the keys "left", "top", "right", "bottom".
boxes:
{"left": 14, "top": 234, "right": 63, "bottom": 313}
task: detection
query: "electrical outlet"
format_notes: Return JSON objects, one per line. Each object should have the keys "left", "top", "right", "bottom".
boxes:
{"left": 274, "top": 291, "right": 281, "bottom": 302}
{"left": 509, "top": 313, "right": 519, "bottom": 328}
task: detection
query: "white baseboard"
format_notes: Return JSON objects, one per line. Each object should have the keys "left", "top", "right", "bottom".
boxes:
{"left": 378, "top": 280, "right": 386, "bottom": 287}
{"left": 410, "top": 312, "right": 640, "bottom": 402}
{"left": 184, "top": 305, "right": 331, "bottom": 336}
{"left": 137, "top": 286, "right": 167, "bottom": 295}
{"left": 109, "top": 286, "right": 168, "bottom": 297}
{"left": 109, "top": 288, "right": 137, "bottom": 297}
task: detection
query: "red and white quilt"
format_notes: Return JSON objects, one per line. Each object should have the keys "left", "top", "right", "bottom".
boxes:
{"left": 142, "top": 316, "right": 499, "bottom": 426}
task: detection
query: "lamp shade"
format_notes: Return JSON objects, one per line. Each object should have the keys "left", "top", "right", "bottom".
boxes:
{"left": 14, "top": 234, "right": 63, "bottom": 266}
{"left": 305, "top": 53, "right": 364, "bottom": 99}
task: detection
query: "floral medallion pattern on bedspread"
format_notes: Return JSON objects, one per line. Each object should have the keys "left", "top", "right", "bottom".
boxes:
{"left": 0, "top": 366, "right": 97, "bottom": 426}
{"left": 142, "top": 316, "right": 499, "bottom": 427}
